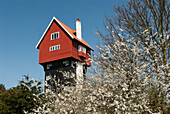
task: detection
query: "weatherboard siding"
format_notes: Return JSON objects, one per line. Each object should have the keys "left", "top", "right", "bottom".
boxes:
{"left": 38, "top": 18, "right": 91, "bottom": 67}
{"left": 39, "top": 21, "right": 73, "bottom": 64}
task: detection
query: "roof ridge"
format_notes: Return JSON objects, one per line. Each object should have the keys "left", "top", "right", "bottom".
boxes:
{"left": 56, "top": 18, "right": 75, "bottom": 33}
{"left": 56, "top": 18, "right": 93, "bottom": 50}
{"left": 36, "top": 17, "right": 93, "bottom": 50}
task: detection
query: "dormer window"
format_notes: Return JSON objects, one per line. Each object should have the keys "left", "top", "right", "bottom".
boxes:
{"left": 78, "top": 45, "right": 81, "bottom": 51}
{"left": 82, "top": 47, "right": 86, "bottom": 53}
{"left": 51, "top": 32, "right": 59, "bottom": 40}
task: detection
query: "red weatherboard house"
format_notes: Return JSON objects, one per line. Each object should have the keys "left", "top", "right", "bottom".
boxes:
{"left": 36, "top": 17, "right": 93, "bottom": 91}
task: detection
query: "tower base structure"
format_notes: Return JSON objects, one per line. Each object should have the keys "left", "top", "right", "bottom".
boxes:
{"left": 42, "top": 57, "right": 87, "bottom": 93}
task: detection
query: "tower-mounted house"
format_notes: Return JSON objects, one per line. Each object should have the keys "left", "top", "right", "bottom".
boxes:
{"left": 36, "top": 17, "right": 93, "bottom": 91}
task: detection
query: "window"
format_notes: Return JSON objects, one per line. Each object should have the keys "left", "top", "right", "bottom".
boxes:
{"left": 47, "top": 64, "right": 52, "bottom": 69}
{"left": 51, "top": 32, "right": 59, "bottom": 40}
{"left": 82, "top": 47, "right": 86, "bottom": 53}
{"left": 78, "top": 45, "right": 81, "bottom": 51}
{"left": 46, "top": 75, "right": 52, "bottom": 80}
{"left": 50, "top": 45, "right": 60, "bottom": 51}
{"left": 63, "top": 60, "right": 69, "bottom": 66}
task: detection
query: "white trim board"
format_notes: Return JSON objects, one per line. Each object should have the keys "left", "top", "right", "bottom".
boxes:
{"left": 36, "top": 17, "right": 74, "bottom": 49}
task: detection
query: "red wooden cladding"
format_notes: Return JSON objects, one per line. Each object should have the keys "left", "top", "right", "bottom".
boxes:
{"left": 39, "top": 20, "right": 91, "bottom": 66}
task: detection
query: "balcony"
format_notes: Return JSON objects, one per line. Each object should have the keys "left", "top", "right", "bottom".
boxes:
{"left": 78, "top": 51, "right": 87, "bottom": 58}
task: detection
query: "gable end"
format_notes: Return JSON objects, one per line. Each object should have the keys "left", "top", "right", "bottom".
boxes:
{"left": 36, "top": 17, "right": 74, "bottom": 49}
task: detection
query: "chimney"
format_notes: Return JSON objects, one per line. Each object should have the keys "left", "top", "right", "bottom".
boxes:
{"left": 76, "top": 18, "right": 82, "bottom": 40}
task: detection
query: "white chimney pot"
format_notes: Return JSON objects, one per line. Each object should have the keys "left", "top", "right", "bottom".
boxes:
{"left": 76, "top": 18, "right": 82, "bottom": 40}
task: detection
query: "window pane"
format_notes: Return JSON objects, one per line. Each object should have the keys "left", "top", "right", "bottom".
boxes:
{"left": 78, "top": 45, "right": 81, "bottom": 51}
{"left": 57, "top": 33, "right": 59, "bottom": 38}
{"left": 82, "top": 47, "right": 86, "bottom": 53}
{"left": 52, "top": 34, "right": 54, "bottom": 40}
{"left": 54, "top": 34, "right": 56, "bottom": 39}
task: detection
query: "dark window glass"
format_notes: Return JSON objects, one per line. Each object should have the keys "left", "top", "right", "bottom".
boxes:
{"left": 54, "top": 34, "right": 56, "bottom": 39}
{"left": 57, "top": 33, "right": 59, "bottom": 38}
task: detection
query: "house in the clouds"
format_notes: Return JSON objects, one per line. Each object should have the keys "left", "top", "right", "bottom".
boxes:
{"left": 36, "top": 17, "right": 93, "bottom": 92}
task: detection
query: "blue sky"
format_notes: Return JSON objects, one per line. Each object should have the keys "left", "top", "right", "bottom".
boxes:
{"left": 0, "top": 0, "right": 127, "bottom": 89}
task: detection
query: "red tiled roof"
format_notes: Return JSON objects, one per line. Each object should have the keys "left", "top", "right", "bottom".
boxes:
{"left": 36, "top": 17, "right": 93, "bottom": 50}
{"left": 56, "top": 18, "right": 93, "bottom": 50}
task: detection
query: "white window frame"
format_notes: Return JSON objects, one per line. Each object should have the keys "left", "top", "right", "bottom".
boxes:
{"left": 51, "top": 32, "right": 59, "bottom": 40}
{"left": 50, "top": 44, "right": 60, "bottom": 51}
{"left": 82, "top": 47, "right": 86, "bottom": 53}
{"left": 78, "top": 45, "right": 81, "bottom": 51}
{"left": 47, "top": 64, "right": 52, "bottom": 69}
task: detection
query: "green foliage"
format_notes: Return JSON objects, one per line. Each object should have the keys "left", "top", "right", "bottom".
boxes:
{"left": 148, "top": 87, "right": 169, "bottom": 113}
{"left": 0, "top": 75, "right": 44, "bottom": 113}
{"left": 0, "top": 84, "right": 6, "bottom": 92}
